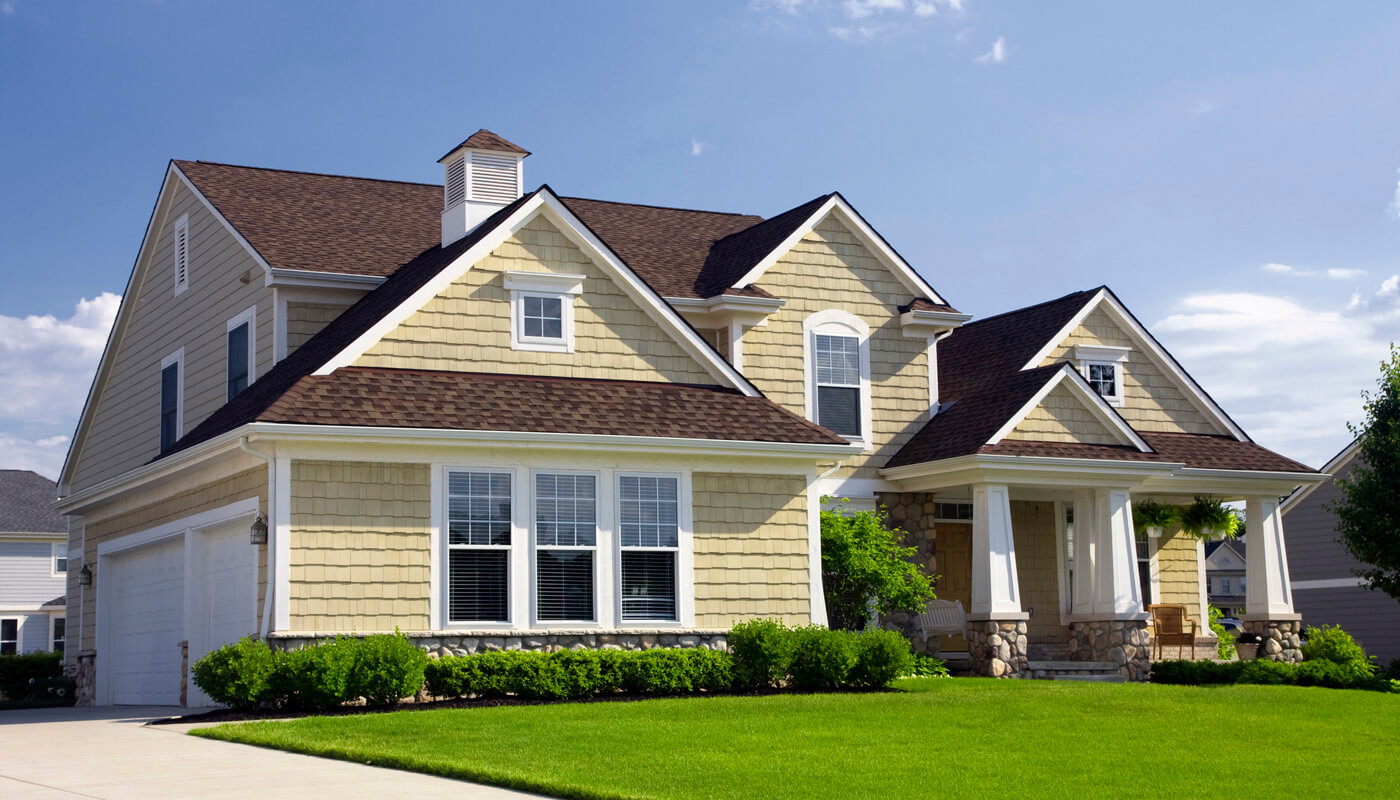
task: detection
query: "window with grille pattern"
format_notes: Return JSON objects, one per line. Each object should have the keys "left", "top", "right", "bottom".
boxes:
{"left": 814, "top": 333, "right": 861, "bottom": 436}
{"left": 535, "top": 473, "right": 596, "bottom": 621}
{"left": 619, "top": 475, "right": 679, "bottom": 621}
{"left": 447, "top": 471, "right": 512, "bottom": 622}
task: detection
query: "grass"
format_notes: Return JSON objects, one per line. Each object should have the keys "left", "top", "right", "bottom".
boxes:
{"left": 192, "top": 679, "right": 1400, "bottom": 799}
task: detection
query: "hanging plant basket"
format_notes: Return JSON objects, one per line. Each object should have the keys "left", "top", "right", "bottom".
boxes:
{"left": 1179, "top": 496, "right": 1241, "bottom": 540}
{"left": 1132, "top": 498, "right": 1178, "bottom": 538}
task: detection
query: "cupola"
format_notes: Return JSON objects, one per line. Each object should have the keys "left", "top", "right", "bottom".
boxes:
{"left": 439, "top": 129, "right": 530, "bottom": 247}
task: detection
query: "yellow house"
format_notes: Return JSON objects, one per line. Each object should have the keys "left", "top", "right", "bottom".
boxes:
{"left": 54, "top": 130, "right": 1320, "bottom": 704}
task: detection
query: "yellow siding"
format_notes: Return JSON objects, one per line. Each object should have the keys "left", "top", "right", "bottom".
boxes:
{"left": 286, "top": 302, "right": 347, "bottom": 357}
{"left": 1004, "top": 382, "right": 1123, "bottom": 445}
{"left": 1043, "top": 307, "right": 1219, "bottom": 435}
{"left": 1154, "top": 528, "right": 1202, "bottom": 613}
{"left": 71, "top": 182, "right": 274, "bottom": 491}
{"left": 289, "top": 461, "right": 431, "bottom": 632}
{"left": 79, "top": 467, "right": 267, "bottom": 649}
{"left": 741, "top": 217, "right": 930, "bottom": 483}
{"left": 1010, "top": 501, "right": 1065, "bottom": 640}
{"left": 355, "top": 215, "right": 713, "bottom": 383}
{"left": 692, "top": 473, "right": 811, "bottom": 627}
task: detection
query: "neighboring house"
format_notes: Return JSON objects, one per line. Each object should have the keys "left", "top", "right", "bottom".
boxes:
{"left": 1204, "top": 540, "right": 1246, "bottom": 618}
{"left": 0, "top": 470, "right": 67, "bottom": 656}
{"left": 55, "top": 130, "right": 1321, "bottom": 705}
{"left": 1282, "top": 440, "right": 1400, "bottom": 664}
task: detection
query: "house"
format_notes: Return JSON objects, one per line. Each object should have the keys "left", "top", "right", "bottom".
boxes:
{"left": 54, "top": 130, "right": 1322, "bottom": 704}
{"left": 1204, "top": 540, "right": 1246, "bottom": 618}
{"left": 0, "top": 470, "right": 67, "bottom": 656}
{"left": 1282, "top": 440, "right": 1400, "bottom": 664}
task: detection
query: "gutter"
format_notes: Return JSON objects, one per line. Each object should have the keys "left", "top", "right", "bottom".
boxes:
{"left": 239, "top": 437, "right": 276, "bottom": 640}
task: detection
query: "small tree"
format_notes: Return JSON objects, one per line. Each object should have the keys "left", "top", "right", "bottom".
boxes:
{"left": 1332, "top": 344, "right": 1400, "bottom": 601}
{"left": 820, "top": 499, "right": 935, "bottom": 630}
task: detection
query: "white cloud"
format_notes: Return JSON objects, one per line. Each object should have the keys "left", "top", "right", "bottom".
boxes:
{"left": 690, "top": 138, "right": 710, "bottom": 157}
{"left": 829, "top": 24, "right": 888, "bottom": 43}
{"left": 913, "top": 1, "right": 938, "bottom": 17}
{"left": 0, "top": 2, "right": 15, "bottom": 16}
{"left": 0, "top": 433, "right": 70, "bottom": 480}
{"left": 1153, "top": 278, "right": 1399, "bottom": 468}
{"left": 1191, "top": 100, "right": 1218, "bottom": 115}
{"left": 1389, "top": 169, "right": 1400, "bottom": 221}
{"left": 750, "top": 0, "right": 812, "bottom": 14}
{"left": 1327, "top": 268, "right": 1367, "bottom": 280}
{"left": 844, "top": 0, "right": 904, "bottom": 19}
{"left": 975, "top": 36, "right": 1006, "bottom": 64}
{"left": 1261, "top": 262, "right": 1297, "bottom": 274}
{"left": 954, "top": 26, "right": 972, "bottom": 44}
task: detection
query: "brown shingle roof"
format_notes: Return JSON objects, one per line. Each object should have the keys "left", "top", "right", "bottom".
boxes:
{"left": 259, "top": 367, "right": 846, "bottom": 445}
{"left": 440, "top": 129, "right": 531, "bottom": 159}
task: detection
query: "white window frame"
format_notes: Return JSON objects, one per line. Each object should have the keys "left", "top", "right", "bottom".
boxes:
{"left": 52, "top": 543, "right": 67, "bottom": 577}
{"left": 173, "top": 213, "right": 190, "bottom": 296}
{"left": 0, "top": 617, "right": 18, "bottom": 655}
{"left": 1074, "top": 345, "right": 1129, "bottom": 408}
{"left": 159, "top": 348, "right": 184, "bottom": 451}
{"left": 932, "top": 502, "right": 974, "bottom": 523}
{"left": 442, "top": 468, "right": 517, "bottom": 626}
{"left": 531, "top": 469, "right": 605, "bottom": 627}
{"left": 505, "top": 271, "right": 584, "bottom": 354}
{"left": 226, "top": 305, "right": 257, "bottom": 401}
{"left": 1056, "top": 501, "right": 1074, "bottom": 616}
{"left": 615, "top": 472, "right": 692, "bottom": 627}
{"left": 802, "top": 310, "right": 872, "bottom": 449}
{"left": 50, "top": 614, "right": 65, "bottom": 654}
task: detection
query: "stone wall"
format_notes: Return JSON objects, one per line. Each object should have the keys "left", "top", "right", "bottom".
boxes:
{"left": 1068, "top": 619, "right": 1151, "bottom": 681}
{"left": 966, "top": 619, "right": 1030, "bottom": 678}
{"left": 875, "top": 492, "right": 939, "bottom": 653}
{"left": 1244, "top": 618, "right": 1303, "bottom": 663}
{"left": 268, "top": 630, "right": 729, "bottom": 658}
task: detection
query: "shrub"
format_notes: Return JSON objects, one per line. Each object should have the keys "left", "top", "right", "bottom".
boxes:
{"left": 849, "top": 628, "right": 915, "bottom": 687}
{"left": 349, "top": 633, "right": 428, "bottom": 706}
{"left": 1294, "top": 659, "right": 1381, "bottom": 690}
{"left": 905, "top": 653, "right": 950, "bottom": 678}
{"left": 821, "top": 500, "right": 935, "bottom": 630}
{"left": 1237, "top": 659, "right": 1296, "bottom": 685}
{"left": 0, "top": 652, "right": 73, "bottom": 704}
{"left": 1149, "top": 659, "right": 1244, "bottom": 685}
{"left": 1301, "top": 625, "right": 1375, "bottom": 675}
{"left": 271, "top": 638, "right": 359, "bottom": 710}
{"left": 729, "top": 619, "right": 797, "bottom": 688}
{"left": 426, "top": 647, "right": 735, "bottom": 701}
{"left": 1208, "top": 606, "right": 1236, "bottom": 660}
{"left": 191, "top": 636, "right": 277, "bottom": 710}
{"left": 787, "top": 627, "right": 857, "bottom": 690}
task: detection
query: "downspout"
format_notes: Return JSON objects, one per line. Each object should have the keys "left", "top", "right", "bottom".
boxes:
{"left": 239, "top": 436, "right": 276, "bottom": 639}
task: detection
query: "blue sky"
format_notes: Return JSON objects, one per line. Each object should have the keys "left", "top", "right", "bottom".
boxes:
{"left": 2, "top": 0, "right": 1398, "bottom": 477}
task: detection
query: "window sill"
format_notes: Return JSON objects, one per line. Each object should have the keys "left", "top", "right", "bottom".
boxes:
{"left": 512, "top": 340, "right": 572, "bottom": 354}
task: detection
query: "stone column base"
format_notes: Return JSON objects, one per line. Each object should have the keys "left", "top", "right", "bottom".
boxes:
{"left": 966, "top": 619, "right": 1029, "bottom": 678}
{"left": 1068, "top": 619, "right": 1151, "bottom": 681}
{"left": 1243, "top": 618, "right": 1303, "bottom": 663}
{"left": 74, "top": 650, "right": 96, "bottom": 707}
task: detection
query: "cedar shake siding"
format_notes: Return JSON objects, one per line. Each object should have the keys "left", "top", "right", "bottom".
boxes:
{"left": 285, "top": 302, "right": 349, "bottom": 357}
{"left": 1154, "top": 528, "right": 1203, "bottom": 613}
{"left": 1004, "top": 382, "right": 1123, "bottom": 445}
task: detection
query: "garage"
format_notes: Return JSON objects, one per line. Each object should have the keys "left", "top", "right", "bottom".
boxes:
{"left": 105, "top": 537, "right": 185, "bottom": 705}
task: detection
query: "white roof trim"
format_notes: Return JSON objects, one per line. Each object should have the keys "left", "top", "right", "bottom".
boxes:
{"left": 731, "top": 195, "right": 947, "bottom": 305}
{"left": 267, "top": 268, "right": 386, "bottom": 289}
{"left": 1019, "top": 288, "right": 1248, "bottom": 441}
{"left": 315, "top": 189, "right": 760, "bottom": 396}
{"left": 170, "top": 164, "right": 274, "bottom": 281}
{"left": 1281, "top": 438, "right": 1356, "bottom": 514}
{"left": 985, "top": 364, "right": 1151, "bottom": 451}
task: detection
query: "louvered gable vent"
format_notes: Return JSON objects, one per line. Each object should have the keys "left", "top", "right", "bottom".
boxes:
{"left": 444, "top": 156, "right": 467, "bottom": 208}
{"left": 173, "top": 213, "right": 190, "bottom": 295}
{"left": 470, "top": 151, "right": 519, "bottom": 204}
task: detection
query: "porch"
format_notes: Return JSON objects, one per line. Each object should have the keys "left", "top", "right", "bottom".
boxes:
{"left": 876, "top": 455, "right": 1315, "bottom": 680}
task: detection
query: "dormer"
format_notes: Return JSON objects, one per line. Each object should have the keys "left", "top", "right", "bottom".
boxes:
{"left": 440, "top": 129, "right": 530, "bottom": 248}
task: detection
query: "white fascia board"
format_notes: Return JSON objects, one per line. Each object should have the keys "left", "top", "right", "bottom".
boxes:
{"left": 54, "top": 429, "right": 248, "bottom": 515}
{"left": 1137, "top": 468, "right": 1325, "bottom": 500}
{"left": 503, "top": 270, "right": 585, "bottom": 294}
{"left": 267, "top": 268, "right": 387, "bottom": 290}
{"left": 666, "top": 294, "right": 785, "bottom": 330}
{"left": 732, "top": 196, "right": 947, "bottom": 305}
{"left": 244, "top": 421, "right": 859, "bottom": 459}
{"left": 1281, "top": 438, "right": 1357, "bottom": 514}
{"left": 880, "top": 453, "right": 1181, "bottom": 492}
{"left": 900, "top": 308, "right": 973, "bottom": 337}
{"left": 985, "top": 365, "right": 1150, "bottom": 451}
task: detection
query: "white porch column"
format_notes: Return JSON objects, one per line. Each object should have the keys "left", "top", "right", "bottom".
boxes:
{"left": 1093, "top": 488, "right": 1145, "bottom": 617}
{"left": 1066, "top": 488, "right": 1150, "bottom": 680}
{"left": 1244, "top": 496, "right": 1295, "bottom": 618}
{"left": 1070, "top": 490, "right": 1097, "bottom": 617}
{"left": 969, "top": 483, "right": 1023, "bottom": 617}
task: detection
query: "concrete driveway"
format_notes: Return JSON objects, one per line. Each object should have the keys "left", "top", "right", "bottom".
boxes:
{"left": 0, "top": 706, "right": 544, "bottom": 799}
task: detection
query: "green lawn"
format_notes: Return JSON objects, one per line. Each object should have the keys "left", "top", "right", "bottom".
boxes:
{"left": 192, "top": 679, "right": 1400, "bottom": 799}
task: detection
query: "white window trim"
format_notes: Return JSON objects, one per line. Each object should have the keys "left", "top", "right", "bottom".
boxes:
{"left": 932, "top": 501, "right": 974, "bottom": 524}
{"left": 173, "top": 213, "right": 190, "bottom": 296}
{"left": 49, "top": 613, "right": 65, "bottom": 653}
{"left": 439, "top": 467, "right": 518, "bottom": 628}
{"left": 160, "top": 348, "right": 185, "bottom": 450}
{"left": 505, "top": 273, "right": 584, "bottom": 355}
{"left": 226, "top": 305, "right": 257, "bottom": 400}
{"left": 614, "top": 471, "right": 693, "bottom": 627}
{"left": 531, "top": 468, "right": 608, "bottom": 628}
{"left": 802, "top": 310, "right": 872, "bottom": 450}
{"left": 51, "top": 542, "right": 67, "bottom": 577}
{"left": 1075, "top": 344, "right": 1129, "bottom": 408}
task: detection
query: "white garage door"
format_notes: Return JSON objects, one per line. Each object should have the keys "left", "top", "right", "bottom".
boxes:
{"left": 188, "top": 521, "right": 257, "bottom": 706}
{"left": 107, "top": 537, "right": 184, "bottom": 705}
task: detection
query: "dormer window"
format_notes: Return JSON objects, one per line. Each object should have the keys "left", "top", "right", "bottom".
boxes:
{"left": 504, "top": 271, "right": 584, "bottom": 354}
{"left": 1074, "top": 345, "right": 1130, "bottom": 407}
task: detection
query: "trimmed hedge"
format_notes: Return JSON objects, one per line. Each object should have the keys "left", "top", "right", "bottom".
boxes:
{"left": 729, "top": 619, "right": 912, "bottom": 691}
{"left": 1151, "top": 626, "right": 1394, "bottom": 693}
{"left": 191, "top": 637, "right": 278, "bottom": 710}
{"left": 423, "top": 647, "right": 736, "bottom": 701}
{"left": 0, "top": 651, "right": 74, "bottom": 704}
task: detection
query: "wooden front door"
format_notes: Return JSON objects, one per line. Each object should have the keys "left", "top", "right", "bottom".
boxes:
{"left": 934, "top": 523, "right": 972, "bottom": 652}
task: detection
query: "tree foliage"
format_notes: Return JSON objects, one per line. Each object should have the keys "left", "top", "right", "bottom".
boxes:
{"left": 820, "top": 499, "right": 935, "bottom": 631}
{"left": 1332, "top": 344, "right": 1400, "bottom": 601}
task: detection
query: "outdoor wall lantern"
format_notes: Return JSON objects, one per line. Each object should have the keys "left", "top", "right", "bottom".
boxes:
{"left": 79, "top": 563, "right": 93, "bottom": 587}
{"left": 250, "top": 514, "right": 268, "bottom": 545}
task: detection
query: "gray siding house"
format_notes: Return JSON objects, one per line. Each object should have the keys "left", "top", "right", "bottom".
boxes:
{"left": 0, "top": 470, "right": 67, "bottom": 655}
{"left": 1281, "top": 441, "right": 1400, "bottom": 664}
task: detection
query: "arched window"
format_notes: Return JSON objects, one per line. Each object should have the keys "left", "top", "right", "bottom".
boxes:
{"left": 802, "top": 310, "right": 871, "bottom": 446}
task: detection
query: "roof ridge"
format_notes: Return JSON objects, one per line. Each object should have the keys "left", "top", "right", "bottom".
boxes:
{"left": 959, "top": 288, "right": 1099, "bottom": 328}
{"left": 331, "top": 365, "right": 741, "bottom": 393}
{"left": 177, "top": 160, "right": 439, "bottom": 190}
{"left": 560, "top": 195, "right": 758, "bottom": 219}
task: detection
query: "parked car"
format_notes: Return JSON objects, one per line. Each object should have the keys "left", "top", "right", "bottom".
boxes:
{"left": 1218, "top": 618, "right": 1244, "bottom": 635}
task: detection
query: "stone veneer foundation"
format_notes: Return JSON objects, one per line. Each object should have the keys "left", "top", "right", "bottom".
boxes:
{"left": 966, "top": 619, "right": 1030, "bottom": 678}
{"left": 1068, "top": 620, "right": 1151, "bottom": 681}
{"left": 268, "top": 630, "right": 729, "bottom": 659}
{"left": 1243, "top": 618, "right": 1303, "bottom": 663}
{"left": 875, "top": 491, "right": 943, "bottom": 654}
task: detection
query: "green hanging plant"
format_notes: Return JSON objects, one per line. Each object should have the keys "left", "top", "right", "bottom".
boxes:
{"left": 1180, "top": 496, "right": 1241, "bottom": 540}
{"left": 1132, "top": 498, "right": 1179, "bottom": 538}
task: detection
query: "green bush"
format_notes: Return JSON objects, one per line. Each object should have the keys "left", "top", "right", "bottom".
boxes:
{"left": 729, "top": 619, "right": 796, "bottom": 688}
{"left": 191, "top": 636, "right": 277, "bottom": 711}
{"left": 1208, "top": 606, "right": 1236, "bottom": 660}
{"left": 905, "top": 652, "right": 950, "bottom": 678}
{"left": 271, "top": 638, "right": 359, "bottom": 710}
{"left": 1237, "top": 659, "right": 1296, "bottom": 685}
{"left": 1149, "top": 659, "right": 1244, "bottom": 685}
{"left": 350, "top": 633, "right": 429, "bottom": 706}
{"left": 787, "top": 627, "right": 857, "bottom": 690}
{"left": 425, "top": 647, "right": 735, "bottom": 701}
{"left": 1294, "top": 659, "right": 1382, "bottom": 690}
{"left": 0, "top": 652, "right": 73, "bottom": 704}
{"left": 1301, "top": 625, "right": 1375, "bottom": 675}
{"left": 849, "top": 629, "right": 915, "bottom": 687}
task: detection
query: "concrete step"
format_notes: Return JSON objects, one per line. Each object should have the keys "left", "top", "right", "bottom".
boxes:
{"left": 1027, "top": 660, "right": 1118, "bottom": 671}
{"left": 1055, "top": 673, "right": 1127, "bottom": 683}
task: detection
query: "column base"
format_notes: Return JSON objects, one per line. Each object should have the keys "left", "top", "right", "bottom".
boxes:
{"left": 1067, "top": 619, "right": 1151, "bottom": 681}
{"left": 965, "top": 618, "right": 1030, "bottom": 678}
{"left": 74, "top": 650, "right": 96, "bottom": 707}
{"left": 1242, "top": 618, "right": 1303, "bottom": 663}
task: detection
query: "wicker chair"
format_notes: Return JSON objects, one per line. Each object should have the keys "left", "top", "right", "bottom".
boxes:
{"left": 1148, "top": 603, "right": 1198, "bottom": 660}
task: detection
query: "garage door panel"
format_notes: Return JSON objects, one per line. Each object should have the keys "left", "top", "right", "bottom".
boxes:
{"left": 107, "top": 537, "right": 184, "bottom": 706}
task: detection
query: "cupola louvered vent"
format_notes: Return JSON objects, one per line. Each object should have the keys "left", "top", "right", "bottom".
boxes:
{"left": 444, "top": 156, "right": 467, "bottom": 208}
{"left": 470, "top": 152, "right": 520, "bottom": 204}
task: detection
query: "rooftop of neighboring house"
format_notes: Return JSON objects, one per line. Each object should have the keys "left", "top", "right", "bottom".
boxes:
{"left": 0, "top": 470, "right": 64, "bottom": 533}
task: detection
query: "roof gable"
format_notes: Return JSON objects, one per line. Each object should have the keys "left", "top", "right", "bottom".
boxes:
{"left": 998, "top": 375, "right": 1147, "bottom": 449}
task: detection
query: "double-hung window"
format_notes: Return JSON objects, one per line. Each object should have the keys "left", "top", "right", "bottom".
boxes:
{"left": 226, "top": 307, "right": 255, "bottom": 400}
{"left": 535, "top": 473, "right": 596, "bottom": 622}
{"left": 159, "top": 349, "right": 183, "bottom": 452}
{"left": 51, "top": 617, "right": 65, "bottom": 655}
{"left": 446, "top": 471, "right": 513, "bottom": 623}
{"left": 0, "top": 619, "right": 17, "bottom": 655}
{"left": 53, "top": 544, "right": 67, "bottom": 576}
{"left": 814, "top": 334, "right": 862, "bottom": 437}
{"left": 618, "top": 475, "right": 679, "bottom": 622}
